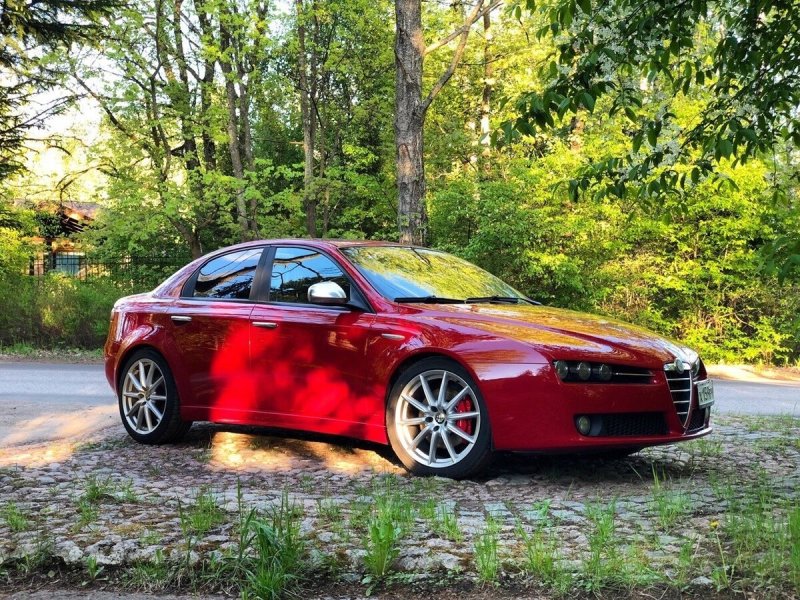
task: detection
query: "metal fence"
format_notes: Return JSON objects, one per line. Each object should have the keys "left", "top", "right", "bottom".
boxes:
{"left": 29, "top": 251, "right": 191, "bottom": 288}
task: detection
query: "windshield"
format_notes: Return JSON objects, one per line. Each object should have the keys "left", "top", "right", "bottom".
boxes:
{"left": 340, "top": 246, "right": 528, "bottom": 303}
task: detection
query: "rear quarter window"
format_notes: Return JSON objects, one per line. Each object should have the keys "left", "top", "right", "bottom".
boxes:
{"left": 189, "top": 248, "right": 263, "bottom": 300}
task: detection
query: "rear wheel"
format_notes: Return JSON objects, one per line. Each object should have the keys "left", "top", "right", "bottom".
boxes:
{"left": 118, "top": 349, "right": 192, "bottom": 444}
{"left": 387, "top": 358, "right": 492, "bottom": 479}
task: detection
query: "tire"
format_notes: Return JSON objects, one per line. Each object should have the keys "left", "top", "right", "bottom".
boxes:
{"left": 118, "top": 348, "right": 192, "bottom": 444}
{"left": 386, "top": 358, "right": 492, "bottom": 479}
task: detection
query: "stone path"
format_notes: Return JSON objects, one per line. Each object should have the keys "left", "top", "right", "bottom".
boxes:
{"left": 0, "top": 415, "right": 798, "bottom": 593}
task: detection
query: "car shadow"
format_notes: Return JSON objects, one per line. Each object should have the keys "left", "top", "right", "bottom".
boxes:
{"left": 175, "top": 423, "right": 697, "bottom": 485}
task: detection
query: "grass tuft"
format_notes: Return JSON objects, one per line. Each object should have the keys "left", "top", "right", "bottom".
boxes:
{"left": 2, "top": 502, "right": 30, "bottom": 532}
{"left": 474, "top": 515, "right": 500, "bottom": 584}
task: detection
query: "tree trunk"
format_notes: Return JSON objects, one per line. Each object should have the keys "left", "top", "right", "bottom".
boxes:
{"left": 480, "top": 9, "right": 492, "bottom": 172}
{"left": 237, "top": 72, "right": 258, "bottom": 233}
{"left": 296, "top": 0, "right": 317, "bottom": 238}
{"left": 219, "top": 8, "right": 251, "bottom": 241}
{"left": 394, "top": 0, "right": 426, "bottom": 245}
{"left": 394, "top": 0, "right": 490, "bottom": 244}
{"left": 190, "top": 235, "right": 203, "bottom": 259}
{"left": 194, "top": 0, "right": 217, "bottom": 172}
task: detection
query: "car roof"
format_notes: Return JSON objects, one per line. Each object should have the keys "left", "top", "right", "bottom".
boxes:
{"left": 220, "top": 238, "right": 421, "bottom": 252}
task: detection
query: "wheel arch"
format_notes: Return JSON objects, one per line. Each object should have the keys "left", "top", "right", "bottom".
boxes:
{"left": 385, "top": 350, "right": 479, "bottom": 405}
{"left": 384, "top": 350, "right": 495, "bottom": 476}
{"left": 115, "top": 343, "right": 166, "bottom": 393}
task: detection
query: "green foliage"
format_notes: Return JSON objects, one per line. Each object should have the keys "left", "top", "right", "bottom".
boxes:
{"left": 2, "top": 0, "right": 797, "bottom": 366}
{"left": 2, "top": 502, "right": 31, "bottom": 533}
{"left": 362, "top": 478, "right": 413, "bottom": 579}
{"left": 0, "top": 0, "right": 116, "bottom": 179}
{"left": 474, "top": 516, "right": 500, "bottom": 584}
{"left": 508, "top": 0, "right": 800, "bottom": 201}
{"left": 429, "top": 140, "right": 800, "bottom": 363}
{"left": 0, "top": 272, "right": 132, "bottom": 349}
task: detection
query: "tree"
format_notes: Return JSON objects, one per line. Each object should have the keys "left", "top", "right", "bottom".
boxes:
{"left": 506, "top": 0, "right": 800, "bottom": 200}
{"left": 217, "top": 0, "right": 270, "bottom": 240}
{"left": 0, "top": 0, "right": 116, "bottom": 181}
{"left": 71, "top": 0, "right": 235, "bottom": 257}
{"left": 295, "top": 0, "right": 318, "bottom": 236}
{"left": 290, "top": 0, "right": 395, "bottom": 238}
{"left": 394, "top": 0, "right": 500, "bottom": 245}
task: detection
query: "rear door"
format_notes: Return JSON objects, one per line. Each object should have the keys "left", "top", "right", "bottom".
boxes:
{"left": 168, "top": 247, "right": 265, "bottom": 419}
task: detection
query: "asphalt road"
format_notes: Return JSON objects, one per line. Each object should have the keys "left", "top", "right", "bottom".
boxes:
{"left": 0, "top": 361, "right": 797, "bottom": 448}
{"left": 0, "top": 362, "right": 115, "bottom": 448}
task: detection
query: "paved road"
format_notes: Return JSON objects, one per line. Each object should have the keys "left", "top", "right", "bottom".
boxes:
{"left": 0, "top": 362, "right": 115, "bottom": 447}
{"left": 0, "top": 361, "right": 797, "bottom": 448}
{"left": 712, "top": 379, "right": 799, "bottom": 415}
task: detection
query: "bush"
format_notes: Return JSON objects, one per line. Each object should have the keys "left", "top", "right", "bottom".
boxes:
{"left": 0, "top": 273, "right": 136, "bottom": 349}
{"left": 428, "top": 155, "right": 800, "bottom": 365}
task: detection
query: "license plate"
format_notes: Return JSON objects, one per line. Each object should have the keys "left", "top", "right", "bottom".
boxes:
{"left": 697, "top": 379, "right": 714, "bottom": 407}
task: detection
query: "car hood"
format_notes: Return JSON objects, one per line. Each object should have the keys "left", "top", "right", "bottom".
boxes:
{"left": 416, "top": 303, "right": 695, "bottom": 367}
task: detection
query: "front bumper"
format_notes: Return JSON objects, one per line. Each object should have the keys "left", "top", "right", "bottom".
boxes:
{"left": 476, "top": 363, "right": 713, "bottom": 451}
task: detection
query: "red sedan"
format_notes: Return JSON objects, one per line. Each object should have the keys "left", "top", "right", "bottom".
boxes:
{"left": 104, "top": 239, "right": 713, "bottom": 478}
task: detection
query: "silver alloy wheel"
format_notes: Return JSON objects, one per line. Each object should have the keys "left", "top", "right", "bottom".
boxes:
{"left": 395, "top": 369, "right": 481, "bottom": 468}
{"left": 121, "top": 358, "right": 168, "bottom": 434}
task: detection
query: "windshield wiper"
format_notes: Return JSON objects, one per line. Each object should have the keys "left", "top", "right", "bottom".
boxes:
{"left": 394, "top": 295, "right": 465, "bottom": 304}
{"left": 465, "top": 295, "right": 523, "bottom": 304}
{"left": 465, "top": 295, "right": 542, "bottom": 305}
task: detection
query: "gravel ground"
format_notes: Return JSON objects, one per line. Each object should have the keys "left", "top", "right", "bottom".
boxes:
{"left": 0, "top": 415, "right": 798, "bottom": 597}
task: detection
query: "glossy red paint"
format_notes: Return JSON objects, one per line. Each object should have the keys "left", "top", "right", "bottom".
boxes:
{"left": 104, "top": 239, "right": 711, "bottom": 452}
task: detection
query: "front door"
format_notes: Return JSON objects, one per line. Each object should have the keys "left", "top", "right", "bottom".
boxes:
{"left": 249, "top": 246, "right": 382, "bottom": 439}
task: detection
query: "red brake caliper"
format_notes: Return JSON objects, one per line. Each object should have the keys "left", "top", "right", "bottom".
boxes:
{"left": 454, "top": 397, "right": 475, "bottom": 437}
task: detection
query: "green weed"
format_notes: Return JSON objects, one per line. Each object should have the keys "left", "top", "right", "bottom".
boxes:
{"left": 474, "top": 516, "right": 500, "bottom": 584}
{"left": 516, "top": 521, "right": 570, "bottom": 593}
{"left": 432, "top": 504, "right": 463, "bottom": 543}
{"left": 85, "top": 554, "right": 104, "bottom": 580}
{"left": 180, "top": 488, "right": 225, "bottom": 536}
{"left": 362, "top": 482, "right": 412, "bottom": 579}
{"left": 650, "top": 468, "right": 691, "bottom": 531}
{"left": 2, "top": 502, "right": 30, "bottom": 532}
{"left": 126, "top": 549, "right": 171, "bottom": 591}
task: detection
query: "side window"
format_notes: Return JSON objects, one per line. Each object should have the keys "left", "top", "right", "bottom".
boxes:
{"left": 270, "top": 247, "right": 350, "bottom": 304}
{"left": 192, "top": 248, "right": 262, "bottom": 300}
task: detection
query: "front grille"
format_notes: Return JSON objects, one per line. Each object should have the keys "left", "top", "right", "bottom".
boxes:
{"left": 581, "top": 413, "right": 668, "bottom": 437}
{"left": 665, "top": 369, "right": 693, "bottom": 426}
{"left": 687, "top": 407, "right": 708, "bottom": 432}
{"left": 607, "top": 366, "right": 653, "bottom": 384}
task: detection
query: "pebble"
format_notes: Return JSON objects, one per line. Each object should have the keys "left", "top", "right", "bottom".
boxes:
{"left": 0, "top": 417, "right": 796, "bottom": 580}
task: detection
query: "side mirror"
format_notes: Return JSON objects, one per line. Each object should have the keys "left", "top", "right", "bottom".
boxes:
{"left": 308, "top": 281, "right": 348, "bottom": 306}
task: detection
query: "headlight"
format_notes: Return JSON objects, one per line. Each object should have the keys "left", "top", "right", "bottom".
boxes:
{"left": 553, "top": 360, "right": 652, "bottom": 383}
{"left": 598, "top": 364, "right": 612, "bottom": 381}
{"left": 577, "top": 362, "right": 592, "bottom": 380}
{"left": 555, "top": 360, "right": 570, "bottom": 380}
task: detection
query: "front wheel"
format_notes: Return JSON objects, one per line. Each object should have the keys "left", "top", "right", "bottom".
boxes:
{"left": 386, "top": 358, "right": 492, "bottom": 479}
{"left": 118, "top": 349, "right": 192, "bottom": 444}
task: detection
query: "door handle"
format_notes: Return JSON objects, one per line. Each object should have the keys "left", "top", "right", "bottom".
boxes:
{"left": 380, "top": 333, "right": 404, "bottom": 341}
{"left": 253, "top": 321, "right": 278, "bottom": 329}
{"left": 171, "top": 315, "right": 192, "bottom": 324}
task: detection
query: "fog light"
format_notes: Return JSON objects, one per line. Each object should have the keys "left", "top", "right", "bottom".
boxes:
{"left": 598, "top": 364, "right": 612, "bottom": 381}
{"left": 555, "top": 360, "right": 569, "bottom": 380}
{"left": 577, "top": 362, "right": 591, "bottom": 380}
{"left": 576, "top": 415, "right": 592, "bottom": 435}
